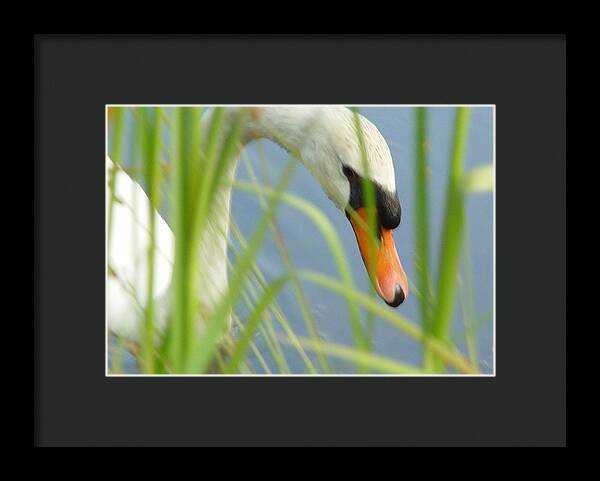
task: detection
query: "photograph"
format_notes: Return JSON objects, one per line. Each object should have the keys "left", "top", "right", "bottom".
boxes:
{"left": 106, "top": 104, "right": 494, "bottom": 376}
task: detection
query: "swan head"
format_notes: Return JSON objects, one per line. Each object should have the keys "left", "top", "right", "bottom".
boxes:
{"left": 327, "top": 109, "right": 408, "bottom": 307}
{"left": 254, "top": 106, "right": 409, "bottom": 306}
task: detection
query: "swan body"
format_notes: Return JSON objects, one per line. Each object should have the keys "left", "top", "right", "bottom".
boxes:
{"left": 106, "top": 156, "right": 174, "bottom": 339}
{"left": 107, "top": 106, "right": 408, "bottom": 342}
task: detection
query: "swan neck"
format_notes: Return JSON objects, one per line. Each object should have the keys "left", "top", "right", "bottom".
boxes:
{"left": 245, "top": 106, "right": 321, "bottom": 154}
{"left": 194, "top": 106, "right": 321, "bottom": 317}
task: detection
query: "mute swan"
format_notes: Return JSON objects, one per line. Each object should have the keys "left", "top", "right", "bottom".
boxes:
{"left": 107, "top": 106, "right": 408, "bottom": 343}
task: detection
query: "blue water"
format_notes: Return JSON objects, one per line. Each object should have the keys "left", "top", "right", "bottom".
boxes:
{"left": 109, "top": 106, "right": 494, "bottom": 374}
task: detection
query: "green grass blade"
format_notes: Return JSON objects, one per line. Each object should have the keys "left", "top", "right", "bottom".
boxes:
{"left": 427, "top": 107, "right": 471, "bottom": 372}
{"left": 297, "top": 270, "right": 479, "bottom": 374}
{"left": 140, "top": 107, "right": 162, "bottom": 373}
{"left": 107, "top": 107, "right": 126, "bottom": 374}
{"left": 185, "top": 161, "right": 296, "bottom": 373}
{"left": 351, "top": 107, "right": 378, "bottom": 362}
{"left": 232, "top": 181, "right": 368, "bottom": 367}
{"left": 414, "top": 107, "right": 433, "bottom": 336}
{"left": 225, "top": 276, "right": 289, "bottom": 373}
{"left": 107, "top": 107, "right": 126, "bottom": 253}
{"left": 242, "top": 148, "right": 330, "bottom": 373}
{"left": 464, "top": 164, "right": 493, "bottom": 194}
{"left": 231, "top": 314, "right": 273, "bottom": 374}
{"left": 226, "top": 236, "right": 292, "bottom": 373}
{"left": 460, "top": 220, "right": 478, "bottom": 366}
{"left": 168, "top": 107, "right": 191, "bottom": 371}
{"left": 282, "top": 337, "right": 424, "bottom": 375}
{"left": 229, "top": 223, "right": 311, "bottom": 373}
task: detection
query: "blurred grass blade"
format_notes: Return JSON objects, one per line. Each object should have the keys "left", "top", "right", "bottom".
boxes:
{"left": 107, "top": 107, "right": 126, "bottom": 250}
{"left": 232, "top": 314, "right": 273, "bottom": 374}
{"left": 168, "top": 108, "right": 195, "bottom": 370}
{"left": 282, "top": 337, "right": 424, "bottom": 375}
{"left": 460, "top": 220, "right": 478, "bottom": 365}
{"left": 141, "top": 107, "right": 162, "bottom": 373}
{"left": 242, "top": 149, "right": 329, "bottom": 373}
{"left": 226, "top": 234, "right": 292, "bottom": 373}
{"left": 232, "top": 181, "right": 368, "bottom": 368}
{"left": 229, "top": 221, "right": 314, "bottom": 373}
{"left": 426, "top": 107, "right": 471, "bottom": 372}
{"left": 225, "top": 276, "right": 289, "bottom": 373}
{"left": 464, "top": 164, "right": 493, "bottom": 193}
{"left": 351, "top": 107, "right": 378, "bottom": 361}
{"left": 186, "top": 160, "right": 296, "bottom": 373}
{"left": 414, "top": 107, "right": 433, "bottom": 337}
{"left": 107, "top": 107, "right": 126, "bottom": 374}
{"left": 167, "top": 107, "right": 184, "bottom": 371}
{"left": 297, "top": 270, "right": 479, "bottom": 374}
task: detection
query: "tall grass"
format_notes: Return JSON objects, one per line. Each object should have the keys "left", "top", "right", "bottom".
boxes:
{"left": 107, "top": 106, "right": 491, "bottom": 375}
{"left": 414, "top": 107, "right": 432, "bottom": 335}
{"left": 241, "top": 150, "right": 325, "bottom": 373}
{"left": 140, "top": 107, "right": 162, "bottom": 373}
{"left": 424, "top": 107, "right": 471, "bottom": 372}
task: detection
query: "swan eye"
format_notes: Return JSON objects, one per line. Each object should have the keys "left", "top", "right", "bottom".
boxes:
{"left": 342, "top": 165, "right": 357, "bottom": 180}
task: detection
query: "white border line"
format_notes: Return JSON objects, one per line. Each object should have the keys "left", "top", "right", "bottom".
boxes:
{"left": 105, "top": 104, "right": 496, "bottom": 378}
{"left": 493, "top": 105, "right": 497, "bottom": 376}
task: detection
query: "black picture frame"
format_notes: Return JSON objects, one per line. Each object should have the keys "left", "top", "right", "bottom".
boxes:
{"left": 34, "top": 34, "right": 566, "bottom": 446}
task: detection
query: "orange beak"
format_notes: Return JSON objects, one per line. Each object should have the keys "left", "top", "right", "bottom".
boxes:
{"left": 349, "top": 207, "right": 409, "bottom": 307}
